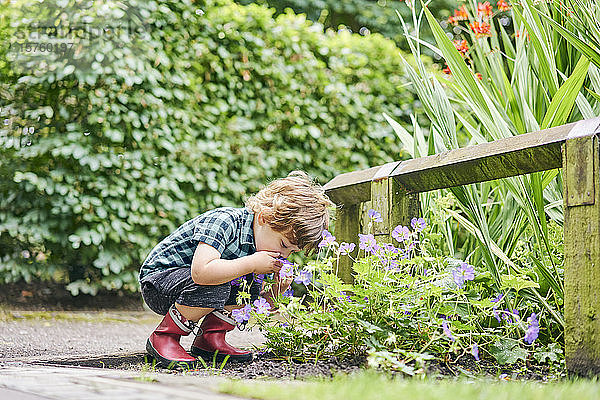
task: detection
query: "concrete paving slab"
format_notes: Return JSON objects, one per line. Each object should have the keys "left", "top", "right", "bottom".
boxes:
{"left": 0, "top": 365, "right": 246, "bottom": 400}
{"left": 0, "top": 387, "right": 52, "bottom": 400}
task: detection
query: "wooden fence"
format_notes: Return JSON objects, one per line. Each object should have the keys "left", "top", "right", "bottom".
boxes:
{"left": 323, "top": 117, "right": 600, "bottom": 376}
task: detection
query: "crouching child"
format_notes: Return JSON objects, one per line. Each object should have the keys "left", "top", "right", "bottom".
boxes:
{"left": 138, "top": 171, "right": 333, "bottom": 368}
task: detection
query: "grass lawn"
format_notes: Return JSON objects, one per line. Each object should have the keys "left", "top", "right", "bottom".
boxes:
{"left": 219, "top": 371, "right": 600, "bottom": 400}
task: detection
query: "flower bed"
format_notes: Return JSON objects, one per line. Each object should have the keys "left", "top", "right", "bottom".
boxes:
{"left": 234, "top": 210, "right": 564, "bottom": 376}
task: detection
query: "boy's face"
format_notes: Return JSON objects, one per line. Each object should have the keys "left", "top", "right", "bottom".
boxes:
{"left": 253, "top": 212, "right": 300, "bottom": 258}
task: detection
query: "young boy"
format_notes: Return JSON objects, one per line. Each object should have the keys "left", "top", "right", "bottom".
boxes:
{"left": 139, "top": 171, "right": 333, "bottom": 368}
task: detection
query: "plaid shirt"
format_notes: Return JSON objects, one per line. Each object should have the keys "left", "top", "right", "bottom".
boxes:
{"left": 139, "top": 207, "right": 256, "bottom": 282}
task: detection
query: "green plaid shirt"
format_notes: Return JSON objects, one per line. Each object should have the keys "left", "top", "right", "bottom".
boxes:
{"left": 139, "top": 207, "right": 256, "bottom": 282}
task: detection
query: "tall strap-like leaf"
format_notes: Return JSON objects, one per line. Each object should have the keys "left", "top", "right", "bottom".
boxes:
{"left": 541, "top": 55, "right": 590, "bottom": 129}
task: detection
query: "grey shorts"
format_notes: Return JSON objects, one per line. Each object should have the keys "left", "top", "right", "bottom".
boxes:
{"left": 140, "top": 267, "right": 261, "bottom": 315}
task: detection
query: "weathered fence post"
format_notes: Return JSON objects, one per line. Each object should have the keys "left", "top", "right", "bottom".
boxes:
{"left": 335, "top": 204, "right": 359, "bottom": 283}
{"left": 370, "top": 162, "right": 420, "bottom": 242}
{"left": 325, "top": 166, "right": 380, "bottom": 284}
{"left": 563, "top": 120, "right": 600, "bottom": 376}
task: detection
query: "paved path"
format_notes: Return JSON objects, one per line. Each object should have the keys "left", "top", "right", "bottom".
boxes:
{"left": 0, "top": 365, "right": 245, "bottom": 400}
{"left": 0, "top": 310, "right": 267, "bottom": 399}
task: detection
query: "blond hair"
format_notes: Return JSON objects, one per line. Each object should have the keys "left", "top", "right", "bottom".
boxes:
{"left": 245, "top": 171, "right": 334, "bottom": 253}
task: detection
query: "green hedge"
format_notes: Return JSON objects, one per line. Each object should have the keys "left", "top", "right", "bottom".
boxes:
{"left": 0, "top": 0, "right": 418, "bottom": 295}
{"left": 237, "top": 0, "right": 458, "bottom": 52}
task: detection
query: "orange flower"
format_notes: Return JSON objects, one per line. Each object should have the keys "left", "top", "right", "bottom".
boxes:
{"left": 453, "top": 39, "right": 469, "bottom": 56}
{"left": 497, "top": 0, "right": 511, "bottom": 11}
{"left": 477, "top": 1, "right": 493, "bottom": 19}
{"left": 475, "top": 72, "right": 483, "bottom": 80}
{"left": 470, "top": 21, "right": 492, "bottom": 38}
{"left": 477, "top": 1, "right": 494, "bottom": 19}
{"left": 456, "top": 5, "right": 469, "bottom": 19}
{"left": 515, "top": 30, "right": 530, "bottom": 40}
{"left": 447, "top": 5, "right": 469, "bottom": 25}
{"left": 443, "top": 64, "right": 452, "bottom": 75}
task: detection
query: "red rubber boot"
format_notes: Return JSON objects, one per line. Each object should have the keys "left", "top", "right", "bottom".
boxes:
{"left": 146, "top": 305, "right": 198, "bottom": 369}
{"left": 190, "top": 310, "right": 253, "bottom": 363}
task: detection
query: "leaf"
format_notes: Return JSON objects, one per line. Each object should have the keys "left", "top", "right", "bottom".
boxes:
{"left": 421, "top": 5, "right": 487, "bottom": 117}
{"left": 534, "top": 349, "right": 559, "bottom": 363}
{"left": 500, "top": 274, "right": 540, "bottom": 292}
{"left": 357, "top": 319, "right": 383, "bottom": 334}
{"left": 533, "top": 343, "right": 563, "bottom": 364}
{"left": 489, "top": 338, "right": 529, "bottom": 364}
{"left": 470, "top": 298, "right": 495, "bottom": 309}
{"left": 383, "top": 112, "right": 414, "bottom": 158}
{"left": 585, "top": 86, "right": 600, "bottom": 102}
{"left": 445, "top": 208, "right": 521, "bottom": 275}
{"left": 535, "top": 8, "right": 600, "bottom": 69}
{"left": 541, "top": 55, "right": 590, "bottom": 129}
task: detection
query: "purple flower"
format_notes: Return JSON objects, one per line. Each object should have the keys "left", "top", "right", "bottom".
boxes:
{"left": 491, "top": 294, "right": 503, "bottom": 322}
{"left": 388, "top": 259, "right": 400, "bottom": 271}
{"left": 391, "top": 225, "right": 411, "bottom": 242}
{"left": 318, "top": 230, "right": 336, "bottom": 248}
{"left": 338, "top": 242, "right": 356, "bottom": 256}
{"left": 337, "top": 291, "right": 351, "bottom": 302}
{"left": 442, "top": 320, "right": 455, "bottom": 341}
{"left": 371, "top": 243, "right": 381, "bottom": 255}
{"left": 358, "top": 234, "right": 377, "bottom": 252}
{"left": 294, "top": 270, "right": 312, "bottom": 285}
{"left": 231, "top": 304, "right": 252, "bottom": 323}
{"left": 279, "top": 260, "right": 294, "bottom": 279}
{"left": 253, "top": 297, "right": 271, "bottom": 314}
{"left": 493, "top": 307, "right": 502, "bottom": 323}
{"left": 524, "top": 312, "right": 539, "bottom": 344}
{"left": 282, "top": 287, "right": 294, "bottom": 298}
{"left": 367, "top": 209, "right": 383, "bottom": 223}
{"left": 459, "top": 262, "right": 475, "bottom": 279}
{"left": 411, "top": 217, "right": 427, "bottom": 232}
{"left": 502, "top": 309, "right": 519, "bottom": 323}
{"left": 471, "top": 343, "right": 480, "bottom": 361}
{"left": 452, "top": 262, "right": 476, "bottom": 289}
{"left": 253, "top": 273, "right": 265, "bottom": 284}
{"left": 383, "top": 243, "right": 399, "bottom": 254}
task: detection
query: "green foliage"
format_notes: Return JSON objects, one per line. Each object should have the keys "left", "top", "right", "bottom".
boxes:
{"left": 237, "top": 0, "right": 458, "bottom": 51}
{"left": 386, "top": 0, "right": 600, "bottom": 328}
{"left": 0, "top": 0, "right": 418, "bottom": 294}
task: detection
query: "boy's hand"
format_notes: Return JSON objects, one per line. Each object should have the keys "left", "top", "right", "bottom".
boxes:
{"left": 248, "top": 251, "right": 282, "bottom": 274}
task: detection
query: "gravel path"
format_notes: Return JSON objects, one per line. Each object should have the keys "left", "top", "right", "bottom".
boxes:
{"left": 0, "top": 310, "right": 265, "bottom": 363}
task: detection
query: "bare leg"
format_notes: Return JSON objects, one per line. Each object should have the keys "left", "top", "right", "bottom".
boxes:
{"left": 224, "top": 304, "right": 245, "bottom": 312}
{"left": 174, "top": 303, "right": 214, "bottom": 321}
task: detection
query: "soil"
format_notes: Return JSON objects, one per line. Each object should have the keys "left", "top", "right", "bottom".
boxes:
{"left": 35, "top": 352, "right": 367, "bottom": 380}
{"left": 31, "top": 350, "right": 558, "bottom": 382}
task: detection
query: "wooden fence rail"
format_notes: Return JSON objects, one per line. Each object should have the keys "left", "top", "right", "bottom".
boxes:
{"left": 323, "top": 117, "right": 600, "bottom": 376}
